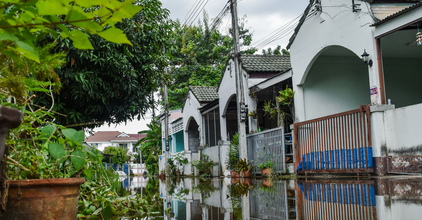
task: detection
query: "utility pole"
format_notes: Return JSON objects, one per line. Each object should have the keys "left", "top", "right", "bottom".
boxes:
{"left": 230, "top": 0, "right": 247, "bottom": 159}
{"left": 230, "top": 1, "right": 250, "bottom": 219}
{"left": 164, "top": 67, "right": 170, "bottom": 177}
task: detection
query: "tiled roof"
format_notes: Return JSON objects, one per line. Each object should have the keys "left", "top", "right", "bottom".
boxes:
{"left": 85, "top": 131, "right": 121, "bottom": 142}
{"left": 241, "top": 54, "right": 291, "bottom": 72}
{"left": 371, "top": 1, "right": 422, "bottom": 26}
{"left": 189, "top": 86, "right": 219, "bottom": 102}
{"left": 85, "top": 131, "right": 144, "bottom": 142}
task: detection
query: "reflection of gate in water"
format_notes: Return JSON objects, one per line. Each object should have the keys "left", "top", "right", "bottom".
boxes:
{"left": 296, "top": 180, "right": 377, "bottom": 220}
{"left": 250, "top": 181, "right": 289, "bottom": 220}
{"left": 247, "top": 127, "right": 285, "bottom": 173}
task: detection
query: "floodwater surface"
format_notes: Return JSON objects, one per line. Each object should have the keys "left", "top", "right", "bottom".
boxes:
{"left": 118, "top": 176, "right": 422, "bottom": 220}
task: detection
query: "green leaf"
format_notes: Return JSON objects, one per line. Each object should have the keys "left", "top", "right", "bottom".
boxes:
{"left": 101, "top": 205, "right": 112, "bottom": 220}
{"left": 110, "top": 2, "right": 142, "bottom": 22}
{"left": 73, "top": 20, "right": 103, "bottom": 32}
{"left": 62, "top": 128, "right": 84, "bottom": 143}
{"left": 68, "top": 29, "right": 93, "bottom": 49}
{"left": 49, "top": 143, "right": 66, "bottom": 160}
{"left": 97, "top": 27, "right": 132, "bottom": 46}
{"left": 40, "top": 125, "right": 56, "bottom": 138}
{"left": 83, "top": 169, "right": 92, "bottom": 180}
{"left": 36, "top": 1, "right": 69, "bottom": 15}
{"left": 71, "top": 150, "right": 86, "bottom": 170}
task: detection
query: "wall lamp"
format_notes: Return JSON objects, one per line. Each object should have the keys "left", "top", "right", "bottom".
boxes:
{"left": 361, "top": 50, "right": 373, "bottom": 67}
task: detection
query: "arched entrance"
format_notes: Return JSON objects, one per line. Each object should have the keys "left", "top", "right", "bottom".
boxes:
{"left": 302, "top": 46, "right": 370, "bottom": 120}
{"left": 186, "top": 117, "right": 200, "bottom": 153}
{"left": 224, "top": 94, "right": 238, "bottom": 141}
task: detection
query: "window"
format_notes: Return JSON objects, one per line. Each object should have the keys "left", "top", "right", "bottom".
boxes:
{"left": 91, "top": 143, "right": 99, "bottom": 148}
{"left": 119, "top": 144, "right": 128, "bottom": 149}
{"left": 204, "top": 108, "right": 221, "bottom": 147}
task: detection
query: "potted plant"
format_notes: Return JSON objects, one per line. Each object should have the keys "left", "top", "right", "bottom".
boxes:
{"left": 247, "top": 110, "right": 257, "bottom": 119}
{"left": 172, "top": 152, "right": 188, "bottom": 176}
{"left": 226, "top": 133, "right": 239, "bottom": 177}
{"left": 233, "top": 158, "right": 254, "bottom": 178}
{"left": 191, "top": 154, "right": 217, "bottom": 177}
{"left": 258, "top": 161, "right": 274, "bottom": 177}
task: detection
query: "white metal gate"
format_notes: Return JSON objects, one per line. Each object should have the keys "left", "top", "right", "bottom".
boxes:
{"left": 247, "top": 127, "right": 285, "bottom": 173}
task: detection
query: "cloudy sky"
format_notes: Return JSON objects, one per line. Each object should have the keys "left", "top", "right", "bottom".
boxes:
{"left": 92, "top": 0, "right": 309, "bottom": 135}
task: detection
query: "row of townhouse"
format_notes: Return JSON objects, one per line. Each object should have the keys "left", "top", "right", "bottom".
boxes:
{"left": 160, "top": 0, "right": 422, "bottom": 176}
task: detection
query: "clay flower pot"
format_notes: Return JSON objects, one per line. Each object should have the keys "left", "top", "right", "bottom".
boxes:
{"left": 231, "top": 177, "right": 252, "bottom": 185}
{"left": 230, "top": 170, "right": 239, "bottom": 178}
{"left": 159, "top": 173, "right": 165, "bottom": 181}
{"left": 262, "top": 168, "right": 272, "bottom": 177}
{"left": 240, "top": 170, "right": 252, "bottom": 178}
{"left": 3, "top": 178, "right": 85, "bottom": 220}
{"left": 262, "top": 178, "right": 273, "bottom": 187}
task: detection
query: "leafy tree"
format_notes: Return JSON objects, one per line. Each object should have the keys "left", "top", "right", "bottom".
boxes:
{"left": 262, "top": 45, "right": 290, "bottom": 55}
{"left": 32, "top": 0, "right": 174, "bottom": 128}
{"left": 0, "top": 0, "right": 141, "bottom": 102}
{"left": 167, "top": 13, "right": 256, "bottom": 109}
{"left": 102, "top": 146, "right": 131, "bottom": 164}
{"left": 135, "top": 118, "right": 162, "bottom": 174}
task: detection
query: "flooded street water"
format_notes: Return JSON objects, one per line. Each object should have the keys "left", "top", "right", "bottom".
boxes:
{"left": 118, "top": 176, "right": 422, "bottom": 220}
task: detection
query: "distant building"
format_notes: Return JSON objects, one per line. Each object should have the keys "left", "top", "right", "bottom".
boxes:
{"left": 85, "top": 131, "right": 145, "bottom": 153}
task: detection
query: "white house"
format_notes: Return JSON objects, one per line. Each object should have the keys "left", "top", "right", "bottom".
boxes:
{"left": 288, "top": 0, "right": 422, "bottom": 174}
{"left": 85, "top": 131, "right": 144, "bottom": 153}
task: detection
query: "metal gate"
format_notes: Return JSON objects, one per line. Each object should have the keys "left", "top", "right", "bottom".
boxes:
{"left": 294, "top": 106, "right": 373, "bottom": 174}
{"left": 247, "top": 127, "right": 285, "bottom": 173}
{"left": 250, "top": 181, "right": 289, "bottom": 220}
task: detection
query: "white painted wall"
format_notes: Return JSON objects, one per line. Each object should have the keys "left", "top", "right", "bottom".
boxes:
{"left": 183, "top": 90, "right": 204, "bottom": 150}
{"left": 290, "top": 0, "right": 380, "bottom": 122}
{"left": 303, "top": 55, "right": 370, "bottom": 120}
{"left": 219, "top": 59, "right": 259, "bottom": 140}
{"left": 384, "top": 103, "right": 422, "bottom": 156}
{"left": 376, "top": 196, "right": 422, "bottom": 220}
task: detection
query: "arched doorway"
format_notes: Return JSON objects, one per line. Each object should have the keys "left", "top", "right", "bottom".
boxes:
{"left": 302, "top": 46, "right": 370, "bottom": 120}
{"left": 224, "top": 94, "right": 238, "bottom": 141}
{"left": 187, "top": 117, "right": 200, "bottom": 153}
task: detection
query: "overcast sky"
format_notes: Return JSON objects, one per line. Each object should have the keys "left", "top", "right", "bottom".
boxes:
{"left": 92, "top": 0, "right": 309, "bottom": 136}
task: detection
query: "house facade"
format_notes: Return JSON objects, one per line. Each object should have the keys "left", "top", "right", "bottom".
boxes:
{"left": 85, "top": 131, "right": 144, "bottom": 153}
{"left": 288, "top": 0, "right": 422, "bottom": 174}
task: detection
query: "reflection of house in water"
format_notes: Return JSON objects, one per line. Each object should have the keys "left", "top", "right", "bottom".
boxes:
{"left": 296, "top": 178, "right": 422, "bottom": 220}
{"left": 159, "top": 178, "right": 297, "bottom": 220}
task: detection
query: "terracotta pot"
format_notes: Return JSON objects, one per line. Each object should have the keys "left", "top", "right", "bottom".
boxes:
{"left": 262, "top": 168, "right": 272, "bottom": 177}
{"left": 176, "top": 171, "right": 181, "bottom": 176}
{"left": 262, "top": 178, "right": 273, "bottom": 187}
{"left": 231, "top": 177, "right": 252, "bottom": 185}
{"left": 239, "top": 170, "right": 252, "bottom": 178}
{"left": 3, "top": 178, "right": 85, "bottom": 220}
{"left": 159, "top": 173, "right": 165, "bottom": 181}
{"left": 230, "top": 170, "right": 239, "bottom": 178}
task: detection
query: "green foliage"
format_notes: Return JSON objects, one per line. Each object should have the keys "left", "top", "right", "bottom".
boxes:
{"left": 0, "top": 0, "right": 141, "bottom": 63}
{"left": 191, "top": 179, "right": 217, "bottom": 199}
{"left": 33, "top": 0, "right": 174, "bottom": 127}
{"left": 262, "top": 45, "right": 290, "bottom": 55}
{"left": 226, "top": 133, "right": 239, "bottom": 171}
{"left": 135, "top": 118, "right": 162, "bottom": 175}
{"left": 234, "top": 158, "right": 254, "bottom": 173}
{"left": 191, "top": 154, "right": 217, "bottom": 177}
{"left": 262, "top": 85, "right": 295, "bottom": 126}
{"left": 258, "top": 161, "right": 274, "bottom": 170}
{"left": 167, "top": 13, "right": 256, "bottom": 109}
{"left": 102, "top": 146, "right": 131, "bottom": 164}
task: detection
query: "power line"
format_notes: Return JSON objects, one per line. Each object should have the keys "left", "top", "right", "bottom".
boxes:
{"left": 183, "top": 0, "right": 206, "bottom": 27}
{"left": 187, "top": 0, "right": 211, "bottom": 27}
{"left": 182, "top": 0, "right": 201, "bottom": 24}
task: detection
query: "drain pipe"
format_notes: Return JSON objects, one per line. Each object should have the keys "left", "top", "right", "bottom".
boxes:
{"left": 0, "top": 106, "right": 23, "bottom": 162}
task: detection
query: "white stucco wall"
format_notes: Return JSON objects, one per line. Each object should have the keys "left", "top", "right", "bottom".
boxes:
{"left": 183, "top": 90, "right": 204, "bottom": 150}
{"left": 376, "top": 196, "right": 422, "bottom": 220}
{"left": 384, "top": 103, "right": 422, "bottom": 156}
{"left": 218, "top": 59, "right": 258, "bottom": 140}
{"left": 289, "top": 0, "right": 381, "bottom": 122}
{"left": 303, "top": 56, "right": 370, "bottom": 120}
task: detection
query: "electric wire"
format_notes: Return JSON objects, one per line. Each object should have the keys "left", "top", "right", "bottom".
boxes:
{"left": 187, "top": 0, "right": 210, "bottom": 27}
{"left": 182, "top": 0, "right": 201, "bottom": 24}
{"left": 184, "top": 0, "right": 207, "bottom": 27}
